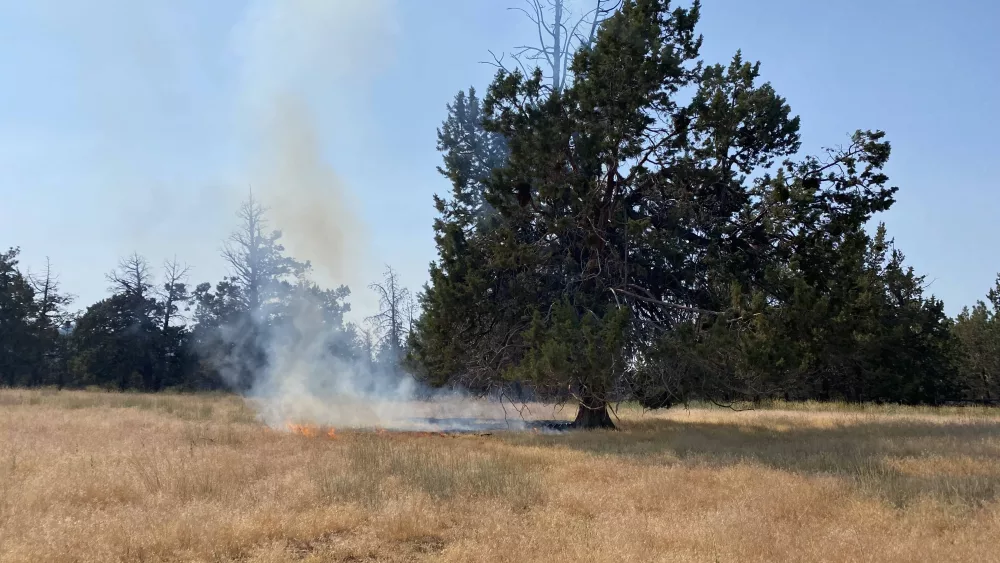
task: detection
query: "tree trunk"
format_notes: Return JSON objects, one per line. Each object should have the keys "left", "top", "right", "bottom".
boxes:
{"left": 573, "top": 397, "right": 616, "bottom": 430}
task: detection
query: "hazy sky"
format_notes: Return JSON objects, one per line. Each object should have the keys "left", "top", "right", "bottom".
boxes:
{"left": 0, "top": 0, "right": 996, "bottom": 321}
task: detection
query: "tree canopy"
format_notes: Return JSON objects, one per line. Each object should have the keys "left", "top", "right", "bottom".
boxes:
{"left": 409, "top": 0, "right": 964, "bottom": 427}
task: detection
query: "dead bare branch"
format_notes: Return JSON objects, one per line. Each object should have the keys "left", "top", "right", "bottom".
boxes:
{"left": 505, "top": 0, "right": 618, "bottom": 92}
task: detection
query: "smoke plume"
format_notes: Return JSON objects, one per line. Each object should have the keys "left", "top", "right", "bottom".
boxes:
{"left": 230, "top": 0, "right": 392, "bottom": 305}
{"left": 212, "top": 0, "right": 544, "bottom": 432}
{"left": 213, "top": 284, "right": 533, "bottom": 432}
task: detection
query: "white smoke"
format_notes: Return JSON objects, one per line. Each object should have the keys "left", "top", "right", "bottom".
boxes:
{"left": 213, "top": 283, "right": 533, "bottom": 431}
{"left": 214, "top": 0, "right": 545, "bottom": 432}
{"left": 245, "top": 291, "right": 417, "bottom": 429}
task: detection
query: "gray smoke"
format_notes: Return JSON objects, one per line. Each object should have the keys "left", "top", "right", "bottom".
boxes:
{"left": 211, "top": 284, "right": 533, "bottom": 432}
{"left": 212, "top": 0, "right": 544, "bottom": 432}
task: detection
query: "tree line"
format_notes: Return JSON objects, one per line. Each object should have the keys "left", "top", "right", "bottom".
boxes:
{"left": 0, "top": 195, "right": 417, "bottom": 392}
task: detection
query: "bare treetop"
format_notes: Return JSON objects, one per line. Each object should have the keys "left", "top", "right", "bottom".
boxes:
{"left": 222, "top": 194, "right": 268, "bottom": 312}
{"left": 28, "top": 257, "right": 74, "bottom": 327}
{"left": 107, "top": 252, "right": 153, "bottom": 298}
{"left": 495, "top": 0, "right": 620, "bottom": 92}
{"left": 221, "top": 192, "right": 309, "bottom": 314}
{"left": 160, "top": 257, "right": 192, "bottom": 330}
{"left": 366, "top": 265, "right": 411, "bottom": 364}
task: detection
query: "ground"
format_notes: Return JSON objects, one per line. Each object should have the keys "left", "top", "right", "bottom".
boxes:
{"left": 3, "top": 390, "right": 1000, "bottom": 562}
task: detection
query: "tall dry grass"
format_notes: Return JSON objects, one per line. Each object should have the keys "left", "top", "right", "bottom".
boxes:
{"left": 3, "top": 388, "right": 1000, "bottom": 562}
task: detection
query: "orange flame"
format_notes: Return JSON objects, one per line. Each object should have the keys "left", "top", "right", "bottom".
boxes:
{"left": 285, "top": 422, "right": 336, "bottom": 439}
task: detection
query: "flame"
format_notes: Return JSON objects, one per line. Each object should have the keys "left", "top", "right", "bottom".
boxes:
{"left": 285, "top": 422, "right": 336, "bottom": 439}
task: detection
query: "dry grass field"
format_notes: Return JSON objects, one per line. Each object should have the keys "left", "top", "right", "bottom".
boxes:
{"left": 3, "top": 389, "right": 1000, "bottom": 562}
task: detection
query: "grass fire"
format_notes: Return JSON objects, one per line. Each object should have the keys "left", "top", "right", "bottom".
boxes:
{"left": 286, "top": 422, "right": 337, "bottom": 439}
{"left": 4, "top": 389, "right": 1000, "bottom": 562}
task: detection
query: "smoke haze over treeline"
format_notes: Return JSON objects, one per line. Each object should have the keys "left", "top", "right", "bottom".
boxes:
{"left": 0, "top": 0, "right": 449, "bottom": 323}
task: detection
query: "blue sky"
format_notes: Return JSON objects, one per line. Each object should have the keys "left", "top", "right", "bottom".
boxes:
{"left": 0, "top": 0, "right": 996, "bottom": 321}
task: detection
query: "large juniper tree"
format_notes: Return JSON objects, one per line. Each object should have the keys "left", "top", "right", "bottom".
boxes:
{"left": 412, "top": 0, "right": 923, "bottom": 427}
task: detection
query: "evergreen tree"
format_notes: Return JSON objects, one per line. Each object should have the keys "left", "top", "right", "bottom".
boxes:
{"left": 412, "top": 0, "right": 932, "bottom": 425}
{"left": 0, "top": 248, "right": 39, "bottom": 386}
{"left": 954, "top": 276, "right": 1000, "bottom": 401}
{"left": 27, "top": 258, "right": 74, "bottom": 388}
{"left": 194, "top": 195, "right": 310, "bottom": 390}
{"left": 434, "top": 87, "right": 509, "bottom": 230}
{"left": 653, "top": 225, "right": 958, "bottom": 406}
{"left": 69, "top": 291, "right": 160, "bottom": 391}
{"left": 408, "top": 87, "right": 509, "bottom": 390}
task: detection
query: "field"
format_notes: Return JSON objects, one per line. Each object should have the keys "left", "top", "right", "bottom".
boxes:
{"left": 3, "top": 391, "right": 1000, "bottom": 562}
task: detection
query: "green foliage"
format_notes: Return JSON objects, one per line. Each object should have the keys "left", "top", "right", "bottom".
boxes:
{"left": 407, "top": 87, "right": 511, "bottom": 390}
{"left": 69, "top": 292, "right": 162, "bottom": 391}
{"left": 954, "top": 277, "right": 1000, "bottom": 401}
{"left": 0, "top": 248, "right": 41, "bottom": 386}
{"left": 0, "top": 196, "right": 373, "bottom": 393}
{"left": 638, "top": 225, "right": 958, "bottom": 406}
{"left": 190, "top": 198, "right": 358, "bottom": 391}
{"left": 411, "top": 0, "right": 964, "bottom": 415}
{"left": 512, "top": 299, "right": 631, "bottom": 400}
{"left": 434, "top": 87, "right": 508, "bottom": 227}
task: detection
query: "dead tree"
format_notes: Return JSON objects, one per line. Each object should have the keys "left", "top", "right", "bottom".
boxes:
{"left": 107, "top": 252, "right": 153, "bottom": 299}
{"left": 222, "top": 193, "right": 268, "bottom": 314}
{"left": 158, "top": 257, "right": 191, "bottom": 334}
{"left": 106, "top": 252, "right": 159, "bottom": 390}
{"left": 29, "top": 257, "right": 73, "bottom": 331}
{"left": 153, "top": 257, "right": 191, "bottom": 391}
{"left": 366, "top": 265, "right": 410, "bottom": 366}
{"left": 221, "top": 192, "right": 308, "bottom": 317}
{"left": 506, "top": 0, "right": 619, "bottom": 92}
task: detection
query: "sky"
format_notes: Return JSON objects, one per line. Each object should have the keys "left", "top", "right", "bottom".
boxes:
{"left": 0, "top": 0, "right": 996, "bottom": 322}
